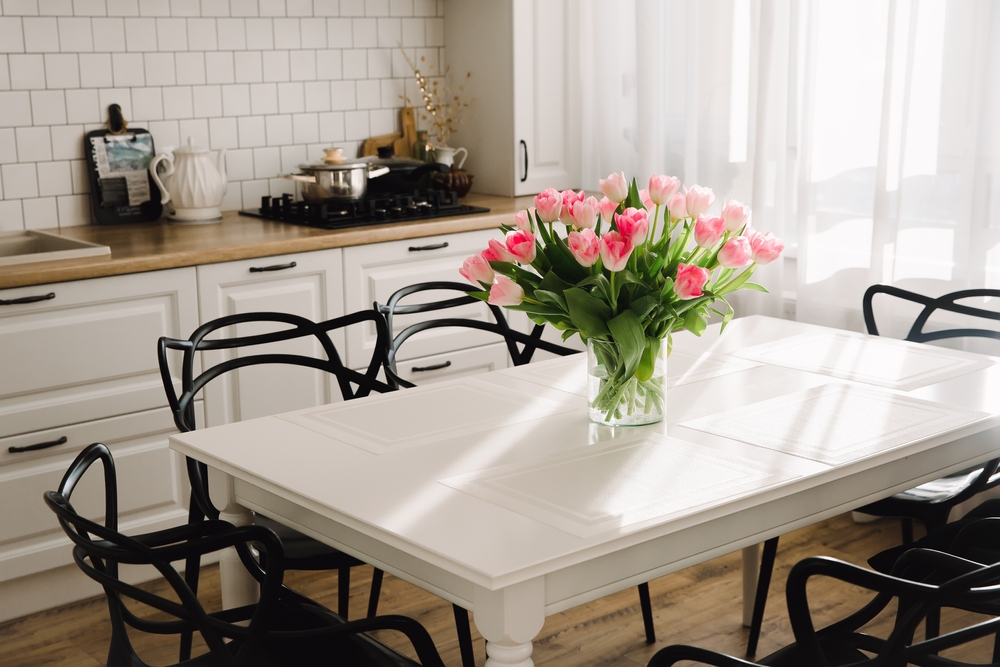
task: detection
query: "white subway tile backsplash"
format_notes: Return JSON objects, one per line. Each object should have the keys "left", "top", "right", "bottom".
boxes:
{"left": 288, "top": 49, "right": 315, "bottom": 80}
{"left": 44, "top": 53, "right": 80, "bottom": 88}
{"left": 57, "top": 17, "right": 94, "bottom": 52}
{"left": 79, "top": 54, "right": 112, "bottom": 88}
{"left": 161, "top": 85, "right": 192, "bottom": 117}
{"left": 10, "top": 54, "right": 47, "bottom": 89}
{"left": 22, "top": 196, "right": 57, "bottom": 228}
{"left": 220, "top": 180, "right": 241, "bottom": 209}
{"left": 0, "top": 0, "right": 436, "bottom": 230}
{"left": 30, "top": 89, "right": 67, "bottom": 124}
{"left": 0, "top": 18, "right": 27, "bottom": 53}
{"left": 37, "top": 160, "right": 72, "bottom": 195}
{"left": 249, "top": 81, "right": 277, "bottom": 114}
{"left": 2, "top": 162, "right": 40, "bottom": 198}
{"left": 187, "top": 17, "right": 217, "bottom": 50}
{"left": 268, "top": 175, "right": 294, "bottom": 197}
{"left": 174, "top": 51, "right": 206, "bottom": 84}
{"left": 236, "top": 114, "right": 265, "bottom": 147}
{"left": 65, "top": 88, "right": 100, "bottom": 122}
{"left": 0, "top": 91, "right": 34, "bottom": 126}
{"left": 112, "top": 52, "right": 145, "bottom": 86}
{"left": 92, "top": 17, "right": 126, "bottom": 51}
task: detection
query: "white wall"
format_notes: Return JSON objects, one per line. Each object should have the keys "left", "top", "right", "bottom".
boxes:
{"left": 0, "top": 0, "right": 445, "bottom": 231}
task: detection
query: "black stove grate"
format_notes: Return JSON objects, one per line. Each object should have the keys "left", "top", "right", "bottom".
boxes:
{"left": 239, "top": 190, "right": 490, "bottom": 229}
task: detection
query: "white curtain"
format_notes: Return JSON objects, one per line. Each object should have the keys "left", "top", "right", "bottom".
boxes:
{"left": 571, "top": 0, "right": 1000, "bottom": 345}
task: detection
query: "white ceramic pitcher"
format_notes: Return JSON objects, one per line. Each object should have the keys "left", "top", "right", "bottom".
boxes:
{"left": 434, "top": 146, "right": 467, "bottom": 170}
{"left": 149, "top": 138, "right": 228, "bottom": 223}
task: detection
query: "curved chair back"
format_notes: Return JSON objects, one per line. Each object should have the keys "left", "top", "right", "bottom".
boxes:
{"left": 376, "top": 281, "right": 579, "bottom": 387}
{"left": 863, "top": 285, "right": 1000, "bottom": 344}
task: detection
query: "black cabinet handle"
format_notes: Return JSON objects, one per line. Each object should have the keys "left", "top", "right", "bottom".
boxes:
{"left": 9, "top": 435, "right": 68, "bottom": 454}
{"left": 0, "top": 292, "right": 56, "bottom": 306}
{"left": 520, "top": 140, "right": 528, "bottom": 182}
{"left": 408, "top": 242, "right": 449, "bottom": 252}
{"left": 411, "top": 360, "right": 452, "bottom": 373}
{"left": 249, "top": 261, "right": 297, "bottom": 273}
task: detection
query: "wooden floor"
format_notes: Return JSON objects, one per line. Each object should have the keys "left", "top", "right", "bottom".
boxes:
{"left": 2, "top": 513, "right": 994, "bottom": 666}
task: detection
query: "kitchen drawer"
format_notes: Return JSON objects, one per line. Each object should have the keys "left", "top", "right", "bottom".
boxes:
{"left": 0, "top": 403, "right": 198, "bottom": 582}
{"left": 343, "top": 229, "right": 499, "bottom": 368}
{"left": 391, "top": 342, "right": 510, "bottom": 386}
{"left": 196, "top": 249, "right": 346, "bottom": 428}
{"left": 505, "top": 310, "right": 586, "bottom": 362}
{"left": 0, "top": 268, "right": 199, "bottom": 439}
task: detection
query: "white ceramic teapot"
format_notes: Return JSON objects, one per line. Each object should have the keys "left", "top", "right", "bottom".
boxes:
{"left": 149, "top": 138, "right": 227, "bottom": 223}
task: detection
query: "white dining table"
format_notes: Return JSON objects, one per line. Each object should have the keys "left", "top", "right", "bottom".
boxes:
{"left": 169, "top": 315, "right": 1000, "bottom": 667}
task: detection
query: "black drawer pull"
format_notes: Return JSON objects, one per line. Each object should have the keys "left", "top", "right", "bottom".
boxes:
{"left": 0, "top": 292, "right": 56, "bottom": 306}
{"left": 249, "top": 261, "right": 297, "bottom": 273}
{"left": 411, "top": 361, "right": 452, "bottom": 373}
{"left": 9, "top": 436, "right": 68, "bottom": 454}
{"left": 408, "top": 242, "right": 449, "bottom": 252}
{"left": 520, "top": 139, "right": 528, "bottom": 182}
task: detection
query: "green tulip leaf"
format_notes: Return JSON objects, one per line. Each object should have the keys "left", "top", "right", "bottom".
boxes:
{"left": 565, "top": 287, "right": 612, "bottom": 338}
{"left": 636, "top": 336, "right": 661, "bottom": 382}
{"left": 607, "top": 309, "right": 646, "bottom": 381}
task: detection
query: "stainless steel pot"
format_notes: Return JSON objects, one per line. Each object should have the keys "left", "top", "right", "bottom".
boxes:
{"left": 281, "top": 160, "right": 390, "bottom": 201}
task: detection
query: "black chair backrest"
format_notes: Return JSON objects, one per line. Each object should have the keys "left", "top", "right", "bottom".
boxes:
{"left": 375, "top": 281, "right": 579, "bottom": 386}
{"left": 157, "top": 309, "right": 397, "bottom": 519}
{"left": 863, "top": 285, "right": 1000, "bottom": 344}
{"left": 44, "top": 443, "right": 284, "bottom": 664}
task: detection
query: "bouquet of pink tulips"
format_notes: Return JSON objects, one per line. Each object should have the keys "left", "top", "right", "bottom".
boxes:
{"left": 459, "top": 172, "right": 784, "bottom": 424}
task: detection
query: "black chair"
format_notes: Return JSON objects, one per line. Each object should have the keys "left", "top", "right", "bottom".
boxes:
{"left": 746, "top": 285, "right": 1000, "bottom": 654}
{"left": 158, "top": 310, "right": 398, "bottom": 660}
{"left": 45, "top": 442, "right": 446, "bottom": 667}
{"left": 375, "top": 281, "right": 658, "bottom": 661}
{"left": 649, "top": 550, "right": 1000, "bottom": 667}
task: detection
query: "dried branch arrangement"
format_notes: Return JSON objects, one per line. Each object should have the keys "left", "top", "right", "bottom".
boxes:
{"left": 399, "top": 47, "right": 474, "bottom": 147}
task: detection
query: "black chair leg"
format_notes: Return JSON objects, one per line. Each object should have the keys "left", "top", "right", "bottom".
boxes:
{"left": 179, "top": 495, "right": 204, "bottom": 662}
{"left": 926, "top": 606, "right": 941, "bottom": 639}
{"left": 901, "top": 518, "right": 914, "bottom": 545}
{"left": 638, "top": 582, "right": 656, "bottom": 644}
{"left": 746, "top": 537, "right": 779, "bottom": 657}
{"left": 453, "top": 604, "right": 476, "bottom": 667}
{"left": 367, "top": 568, "right": 384, "bottom": 618}
{"left": 338, "top": 566, "right": 351, "bottom": 619}
{"left": 992, "top": 630, "right": 1000, "bottom": 663}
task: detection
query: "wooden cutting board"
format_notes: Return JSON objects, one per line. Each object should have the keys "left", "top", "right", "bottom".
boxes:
{"left": 361, "top": 108, "right": 417, "bottom": 157}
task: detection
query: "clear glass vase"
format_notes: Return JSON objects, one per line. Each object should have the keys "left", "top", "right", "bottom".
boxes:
{"left": 587, "top": 338, "right": 668, "bottom": 426}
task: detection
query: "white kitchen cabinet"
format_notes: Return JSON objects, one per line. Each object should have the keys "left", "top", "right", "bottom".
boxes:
{"left": 196, "top": 249, "right": 346, "bottom": 427}
{"left": 444, "top": 0, "right": 581, "bottom": 197}
{"left": 389, "top": 342, "right": 510, "bottom": 386}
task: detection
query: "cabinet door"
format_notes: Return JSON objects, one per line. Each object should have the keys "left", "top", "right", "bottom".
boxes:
{"left": 513, "top": 0, "right": 581, "bottom": 195}
{"left": 0, "top": 268, "right": 199, "bottom": 439}
{"left": 390, "top": 343, "right": 510, "bottom": 386}
{"left": 196, "top": 250, "right": 345, "bottom": 427}
{"left": 342, "top": 229, "right": 499, "bottom": 369}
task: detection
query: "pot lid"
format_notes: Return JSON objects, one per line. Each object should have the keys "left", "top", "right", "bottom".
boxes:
{"left": 173, "top": 137, "right": 209, "bottom": 154}
{"left": 360, "top": 155, "right": 426, "bottom": 169}
{"left": 298, "top": 159, "right": 371, "bottom": 171}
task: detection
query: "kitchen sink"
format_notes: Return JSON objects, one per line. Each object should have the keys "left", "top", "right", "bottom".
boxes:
{"left": 0, "top": 230, "right": 111, "bottom": 267}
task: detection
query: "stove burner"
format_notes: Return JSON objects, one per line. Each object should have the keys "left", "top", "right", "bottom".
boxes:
{"left": 241, "top": 190, "right": 489, "bottom": 229}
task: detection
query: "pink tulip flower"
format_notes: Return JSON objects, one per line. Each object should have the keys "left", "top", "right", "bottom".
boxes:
{"left": 721, "top": 199, "right": 750, "bottom": 233}
{"left": 599, "top": 231, "right": 633, "bottom": 272}
{"left": 674, "top": 263, "right": 710, "bottom": 300}
{"left": 693, "top": 215, "right": 726, "bottom": 248}
{"left": 648, "top": 174, "right": 681, "bottom": 205}
{"left": 570, "top": 196, "right": 599, "bottom": 229}
{"left": 567, "top": 228, "right": 600, "bottom": 267}
{"left": 684, "top": 185, "right": 715, "bottom": 219}
{"left": 513, "top": 209, "right": 532, "bottom": 231}
{"left": 488, "top": 275, "right": 524, "bottom": 306}
{"left": 718, "top": 236, "right": 752, "bottom": 268}
{"left": 667, "top": 192, "right": 688, "bottom": 219}
{"left": 459, "top": 253, "right": 495, "bottom": 285}
{"left": 747, "top": 228, "right": 785, "bottom": 265}
{"left": 534, "top": 187, "right": 562, "bottom": 223}
{"left": 639, "top": 189, "right": 654, "bottom": 211}
{"left": 614, "top": 207, "right": 649, "bottom": 245}
{"left": 599, "top": 171, "right": 629, "bottom": 203}
{"left": 504, "top": 229, "right": 536, "bottom": 264}
{"left": 483, "top": 237, "right": 515, "bottom": 263}
{"left": 597, "top": 196, "right": 619, "bottom": 223}
{"left": 559, "top": 189, "right": 585, "bottom": 225}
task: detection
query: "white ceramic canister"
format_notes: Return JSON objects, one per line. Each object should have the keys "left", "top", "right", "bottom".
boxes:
{"left": 149, "top": 138, "right": 228, "bottom": 223}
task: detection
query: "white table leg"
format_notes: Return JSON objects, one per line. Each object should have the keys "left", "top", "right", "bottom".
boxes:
{"left": 741, "top": 544, "right": 760, "bottom": 627}
{"left": 209, "top": 467, "right": 260, "bottom": 610}
{"left": 473, "top": 579, "right": 545, "bottom": 667}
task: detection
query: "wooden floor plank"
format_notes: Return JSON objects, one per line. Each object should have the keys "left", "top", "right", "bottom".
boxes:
{"left": 2, "top": 513, "right": 994, "bottom": 666}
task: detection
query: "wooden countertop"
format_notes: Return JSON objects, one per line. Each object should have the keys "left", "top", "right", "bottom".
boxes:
{"left": 0, "top": 193, "right": 529, "bottom": 289}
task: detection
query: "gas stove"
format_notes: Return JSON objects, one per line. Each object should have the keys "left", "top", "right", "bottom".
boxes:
{"left": 239, "top": 190, "right": 490, "bottom": 229}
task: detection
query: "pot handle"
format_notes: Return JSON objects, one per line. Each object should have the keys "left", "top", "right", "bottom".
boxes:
{"left": 367, "top": 166, "right": 391, "bottom": 178}
{"left": 280, "top": 173, "right": 317, "bottom": 184}
{"left": 452, "top": 147, "right": 468, "bottom": 170}
{"left": 149, "top": 153, "right": 174, "bottom": 205}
